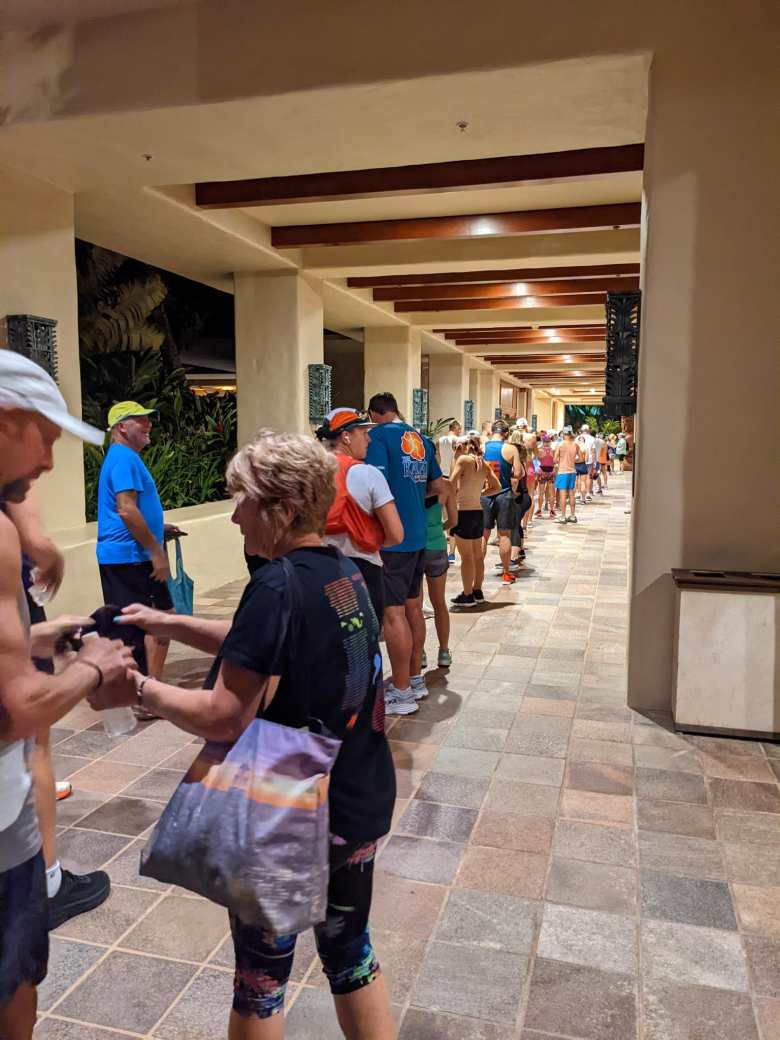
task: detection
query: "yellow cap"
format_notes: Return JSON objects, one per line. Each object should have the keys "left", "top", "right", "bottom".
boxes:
{"left": 107, "top": 401, "right": 159, "bottom": 429}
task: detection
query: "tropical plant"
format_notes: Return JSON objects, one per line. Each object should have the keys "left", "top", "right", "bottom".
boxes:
{"left": 77, "top": 244, "right": 168, "bottom": 355}
{"left": 77, "top": 240, "right": 238, "bottom": 521}
{"left": 422, "top": 417, "right": 457, "bottom": 439}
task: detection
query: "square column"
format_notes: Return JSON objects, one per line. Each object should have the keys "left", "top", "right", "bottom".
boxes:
{"left": 627, "top": 46, "right": 778, "bottom": 711}
{"left": 428, "top": 352, "right": 469, "bottom": 427}
{"left": 363, "top": 326, "right": 421, "bottom": 421}
{"left": 0, "top": 166, "right": 85, "bottom": 533}
{"left": 476, "top": 369, "right": 499, "bottom": 427}
{"left": 234, "top": 271, "right": 324, "bottom": 442}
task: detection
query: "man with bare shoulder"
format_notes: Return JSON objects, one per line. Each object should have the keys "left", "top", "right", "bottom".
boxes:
{"left": 481, "top": 421, "right": 524, "bottom": 584}
{"left": 0, "top": 352, "right": 135, "bottom": 1040}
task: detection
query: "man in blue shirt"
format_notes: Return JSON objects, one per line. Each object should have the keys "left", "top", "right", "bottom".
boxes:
{"left": 97, "top": 401, "right": 180, "bottom": 686}
{"left": 366, "top": 392, "right": 443, "bottom": 715}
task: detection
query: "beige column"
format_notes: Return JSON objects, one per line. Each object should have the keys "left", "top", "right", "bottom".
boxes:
{"left": 0, "top": 166, "right": 85, "bottom": 533}
{"left": 476, "top": 369, "right": 500, "bottom": 427}
{"left": 627, "top": 45, "right": 779, "bottom": 712}
{"left": 234, "top": 271, "right": 324, "bottom": 442}
{"left": 363, "top": 326, "right": 421, "bottom": 421}
{"left": 428, "top": 352, "right": 469, "bottom": 427}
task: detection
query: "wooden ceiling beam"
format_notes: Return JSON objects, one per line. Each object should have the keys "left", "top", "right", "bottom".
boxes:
{"left": 395, "top": 292, "right": 605, "bottom": 312}
{"left": 436, "top": 324, "right": 606, "bottom": 334}
{"left": 374, "top": 276, "right": 637, "bottom": 301}
{"left": 447, "top": 329, "right": 605, "bottom": 340}
{"left": 482, "top": 353, "right": 605, "bottom": 364}
{"left": 196, "top": 144, "right": 644, "bottom": 209}
{"left": 348, "top": 263, "right": 639, "bottom": 288}
{"left": 271, "top": 203, "right": 641, "bottom": 248}
{"left": 458, "top": 340, "right": 604, "bottom": 351}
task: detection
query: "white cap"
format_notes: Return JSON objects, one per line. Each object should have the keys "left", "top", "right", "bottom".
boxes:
{"left": 516, "top": 417, "right": 529, "bottom": 428}
{"left": 0, "top": 350, "right": 104, "bottom": 445}
{"left": 581, "top": 424, "right": 591, "bottom": 432}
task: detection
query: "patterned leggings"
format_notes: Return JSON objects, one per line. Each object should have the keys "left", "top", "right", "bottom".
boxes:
{"left": 231, "top": 840, "right": 379, "bottom": 1019}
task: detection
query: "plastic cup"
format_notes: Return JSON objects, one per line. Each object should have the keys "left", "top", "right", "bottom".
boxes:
{"left": 102, "top": 706, "right": 137, "bottom": 738}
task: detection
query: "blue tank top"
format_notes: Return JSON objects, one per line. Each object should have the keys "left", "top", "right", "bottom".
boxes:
{"left": 484, "top": 440, "right": 513, "bottom": 490}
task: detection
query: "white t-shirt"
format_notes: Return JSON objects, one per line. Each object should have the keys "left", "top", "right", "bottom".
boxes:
{"left": 323, "top": 462, "right": 395, "bottom": 566}
{"left": 577, "top": 433, "right": 596, "bottom": 463}
{"left": 593, "top": 436, "right": 605, "bottom": 463}
{"left": 438, "top": 434, "right": 457, "bottom": 476}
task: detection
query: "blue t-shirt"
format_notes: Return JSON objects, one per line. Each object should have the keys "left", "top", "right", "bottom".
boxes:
{"left": 365, "top": 422, "right": 442, "bottom": 553}
{"left": 96, "top": 443, "right": 164, "bottom": 564}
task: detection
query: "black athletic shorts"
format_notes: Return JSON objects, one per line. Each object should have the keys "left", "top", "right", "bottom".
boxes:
{"left": 575, "top": 462, "right": 588, "bottom": 475}
{"left": 480, "top": 489, "right": 516, "bottom": 533}
{"left": 0, "top": 851, "right": 49, "bottom": 1005}
{"left": 380, "top": 548, "right": 425, "bottom": 608}
{"left": 352, "top": 557, "right": 385, "bottom": 623}
{"left": 99, "top": 561, "right": 173, "bottom": 670}
{"left": 451, "top": 509, "right": 484, "bottom": 540}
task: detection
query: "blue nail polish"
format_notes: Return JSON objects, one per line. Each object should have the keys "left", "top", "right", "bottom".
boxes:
{"left": 113, "top": 615, "right": 123, "bottom": 622}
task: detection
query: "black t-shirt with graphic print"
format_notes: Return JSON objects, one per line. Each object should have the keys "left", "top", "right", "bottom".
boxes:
{"left": 216, "top": 546, "right": 396, "bottom": 842}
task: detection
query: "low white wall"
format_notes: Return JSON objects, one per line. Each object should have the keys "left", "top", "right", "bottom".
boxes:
{"left": 48, "top": 500, "right": 247, "bottom": 616}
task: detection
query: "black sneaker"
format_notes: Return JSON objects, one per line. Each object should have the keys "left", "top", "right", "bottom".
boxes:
{"left": 450, "top": 592, "right": 477, "bottom": 609}
{"left": 48, "top": 869, "right": 111, "bottom": 930}
{"left": 472, "top": 589, "right": 485, "bottom": 602}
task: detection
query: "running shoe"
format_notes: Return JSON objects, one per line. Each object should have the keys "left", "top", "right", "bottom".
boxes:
{"left": 501, "top": 572, "right": 516, "bottom": 585}
{"left": 437, "top": 649, "right": 453, "bottom": 668}
{"left": 494, "top": 560, "right": 521, "bottom": 572}
{"left": 450, "top": 592, "right": 477, "bottom": 609}
{"left": 410, "top": 674, "right": 429, "bottom": 699}
{"left": 518, "top": 549, "right": 526, "bottom": 560}
{"left": 549, "top": 510, "right": 556, "bottom": 518}
{"left": 567, "top": 515, "right": 578, "bottom": 523}
{"left": 585, "top": 495, "right": 593, "bottom": 502}
{"left": 447, "top": 553, "right": 456, "bottom": 563}
{"left": 472, "top": 589, "right": 485, "bottom": 602}
{"left": 421, "top": 649, "right": 427, "bottom": 669}
{"left": 557, "top": 517, "right": 568, "bottom": 525}
{"left": 534, "top": 510, "right": 542, "bottom": 519}
{"left": 384, "top": 684, "right": 419, "bottom": 715}
{"left": 48, "top": 869, "right": 110, "bottom": 931}
{"left": 55, "top": 781, "right": 72, "bottom": 801}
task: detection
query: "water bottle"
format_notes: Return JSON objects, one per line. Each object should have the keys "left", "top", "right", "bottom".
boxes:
{"left": 81, "top": 633, "right": 137, "bottom": 738}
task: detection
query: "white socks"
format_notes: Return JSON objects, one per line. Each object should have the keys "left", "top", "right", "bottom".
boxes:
{"left": 46, "top": 860, "right": 62, "bottom": 899}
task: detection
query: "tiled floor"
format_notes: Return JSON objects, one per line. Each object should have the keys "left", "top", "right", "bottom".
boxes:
{"left": 36, "top": 474, "right": 780, "bottom": 1039}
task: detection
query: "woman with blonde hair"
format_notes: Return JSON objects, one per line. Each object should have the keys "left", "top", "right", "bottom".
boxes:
{"left": 91, "top": 430, "right": 397, "bottom": 1040}
{"left": 448, "top": 435, "right": 500, "bottom": 607}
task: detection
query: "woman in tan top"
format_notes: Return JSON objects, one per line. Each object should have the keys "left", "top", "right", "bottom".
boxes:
{"left": 448, "top": 435, "right": 500, "bottom": 607}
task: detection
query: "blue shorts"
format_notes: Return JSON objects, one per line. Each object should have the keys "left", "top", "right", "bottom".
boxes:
{"left": 555, "top": 473, "right": 576, "bottom": 491}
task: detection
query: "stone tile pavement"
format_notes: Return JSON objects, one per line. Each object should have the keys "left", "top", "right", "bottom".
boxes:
{"left": 36, "top": 475, "right": 780, "bottom": 1039}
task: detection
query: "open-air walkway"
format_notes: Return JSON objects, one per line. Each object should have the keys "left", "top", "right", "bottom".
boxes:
{"left": 38, "top": 474, "right": 779, "bottom": 1039}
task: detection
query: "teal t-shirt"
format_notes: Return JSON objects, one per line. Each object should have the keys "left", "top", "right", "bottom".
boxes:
{"left": 96, "top": 443, "right": 164, "bottom": 564}
{"left": 365, "top": 423, "right": 441, "bottom": 553}
{"left": 425, "top": 500, "right": 447, "bottom": 552}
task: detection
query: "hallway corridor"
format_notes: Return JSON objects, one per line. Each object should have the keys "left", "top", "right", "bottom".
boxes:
{"left": 39, "top": 473, "right": 779, "bottom": 1039}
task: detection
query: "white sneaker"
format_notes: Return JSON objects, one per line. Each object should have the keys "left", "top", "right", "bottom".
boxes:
{"left": 410, "top": 674, "right": 429, "bottom": 700}
{"left": 384, "top": 684, "right": 419, "bottom": 715}
{"left": 494, "top": 560, "right": 521, "bottom": 572}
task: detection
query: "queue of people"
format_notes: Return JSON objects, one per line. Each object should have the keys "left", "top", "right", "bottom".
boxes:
{"left": 0, "top": 350, "right": 624, "bottom": 1040}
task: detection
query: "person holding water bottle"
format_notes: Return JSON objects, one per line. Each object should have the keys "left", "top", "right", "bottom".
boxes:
{"left": 0, "top": 351, "right": 136, "bottom": 1040}
{"left": 96, "top": 401, "right": 184, "bottom": 716}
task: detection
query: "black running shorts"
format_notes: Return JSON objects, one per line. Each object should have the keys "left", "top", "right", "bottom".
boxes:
{"left": 480, "top": 489, "right": 516, "bottom": 533}
{"left": 0, "top": 852, "right": 49, "bottom": 1006}
{"left": 451, "top": 509, "right": 484, "bottom": 540}
{"left": 380, "top": 549, "right": 425, "bottom": 607}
